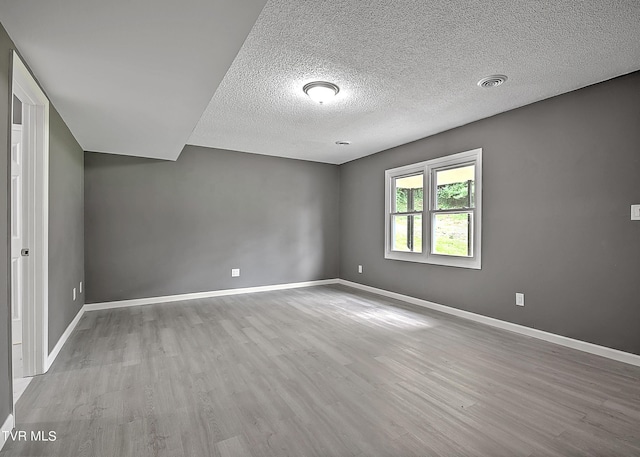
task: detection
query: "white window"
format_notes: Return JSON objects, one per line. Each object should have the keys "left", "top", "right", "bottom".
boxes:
{"left": 385, "top": 148, "right": 482, "bottom": 269}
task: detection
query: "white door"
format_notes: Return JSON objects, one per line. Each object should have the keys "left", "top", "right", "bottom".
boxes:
{"left": 11, "top": 124, "right": 25, "bottom": 345}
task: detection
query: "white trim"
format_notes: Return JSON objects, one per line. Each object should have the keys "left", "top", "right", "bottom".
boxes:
{"left": 84, "top": 279, "right": 340, "bottom": 311}
{"left": 338, "top": 279, "right": 640, "bottom": 367}
{"left": 385, "top": 163, "right": 424, "bottom": 262}
{"left": 0, "top": 414, "right": 15, "bottom": 452}
{"left": 385, "top": 148, "right": 482, "bottom": 269}
{"left": 45, "top": 306, "right": 86, "bottom": 371}
{"left": 12, "top": 51, "right": 49, "bottom": 377}
{"left": 41, "top": 280, "right": 338, "bottom": 372}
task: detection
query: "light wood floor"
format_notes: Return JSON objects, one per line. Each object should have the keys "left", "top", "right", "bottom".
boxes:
{"left": 3, "top": 285, "right": 640, "bottom": 456}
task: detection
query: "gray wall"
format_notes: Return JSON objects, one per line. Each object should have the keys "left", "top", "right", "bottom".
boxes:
{"left": 11, "top": 95, "right": 20, "bottom": 125}
{"left": 84, "top": 146, "right": 340, "bottom": 303}
{"left": 0, "top": 21, "right": 85, "bottom": 426}
{"left": 48, "top": 107, "right": 84, "bottom": 350}
{"left": 340, "top": 71, "right": 640, "bottom": 355}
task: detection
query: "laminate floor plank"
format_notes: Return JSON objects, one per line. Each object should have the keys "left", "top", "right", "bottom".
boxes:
{"left": 3, "top": 285, "right": 639, "bottom": 456}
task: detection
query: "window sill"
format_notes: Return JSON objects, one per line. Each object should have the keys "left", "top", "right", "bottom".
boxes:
{"left": 385, "top": 251, "right": 481, "bottom": 269}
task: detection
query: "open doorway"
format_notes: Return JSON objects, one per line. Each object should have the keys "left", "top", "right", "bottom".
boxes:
{"left": 10, "top": 51, "right": 50, "bottom": 409}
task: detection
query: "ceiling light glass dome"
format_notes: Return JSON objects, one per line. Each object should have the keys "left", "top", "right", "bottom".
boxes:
{"left": 303, "top": 81, "right": 339, "bottom": 104}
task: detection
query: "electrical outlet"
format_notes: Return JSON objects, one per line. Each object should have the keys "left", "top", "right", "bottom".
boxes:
{"left": 358, "top": 265, "right": 363, "bottom": 274}
{"left": 631, "top": 204, "right": 640, "bottom": 221}
{"left": 73, "top": 288, "right": 77, "bottom": 301}
{"left": 231, "top": 268, "right": 240, "bottom": 277}
{"left": 515, "top": 293, "right": 525, "bottom": 307}
{"left": 79, "top": 281, "right": 83, "bottom": 293}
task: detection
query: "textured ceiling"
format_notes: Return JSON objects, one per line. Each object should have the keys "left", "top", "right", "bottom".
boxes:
{"left": 0, "top": 0, "right": 268, "bottom": 160}
{"left": 188, "top": 0, "right": 640, "bottom": 164}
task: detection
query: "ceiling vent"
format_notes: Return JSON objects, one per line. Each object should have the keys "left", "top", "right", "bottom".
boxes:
{"left": 477, "top": 75, "right": 508, "bottom": 88}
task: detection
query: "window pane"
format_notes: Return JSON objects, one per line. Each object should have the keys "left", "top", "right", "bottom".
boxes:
{"left": 432, "top": 213, "right": 472, "bottom": 257}
{"left": 435, "top": 165, "right": 474, "bottom": 210}
{"left": 392, "top": 214, "right": 422, "bottom": 252}
{"left": 395, "top": 174, "right": 423, "bottom": 213}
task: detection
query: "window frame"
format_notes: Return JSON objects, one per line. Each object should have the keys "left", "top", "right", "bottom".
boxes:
{"left": 390, "top": 172, "right": 424, "bottom": 253}
{"left": 384, "top": 148, "right": 482, "bottom": 269}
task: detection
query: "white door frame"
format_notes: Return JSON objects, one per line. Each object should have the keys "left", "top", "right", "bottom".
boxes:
{"left": 11, "top": 51, "right": 49, "bottom": 377}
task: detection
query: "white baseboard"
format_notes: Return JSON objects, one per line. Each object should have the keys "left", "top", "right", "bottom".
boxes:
{"left": 45, "top": 306, "right": 85, "bottom": 372}
{"left": 41, "top": 280, "right": 338, "bottom": 372}
{"left": 84, "top": 279, "right": 340, "bottom": 311}
{"left": 41, "top": 277, "right": 640, "bottom": 378}
{"left": 0, "top": 413, "right": 14, "bottom": 451}
{"left": 338, "top": 279, "right": 640, "bottom": 367}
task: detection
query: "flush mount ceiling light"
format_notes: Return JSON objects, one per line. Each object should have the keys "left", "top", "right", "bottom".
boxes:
{"left": 303, "top": 81, "right": 339, "bottom": 104}
{"left": 477, "top": 75, "right": 508, "bottom": 88}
